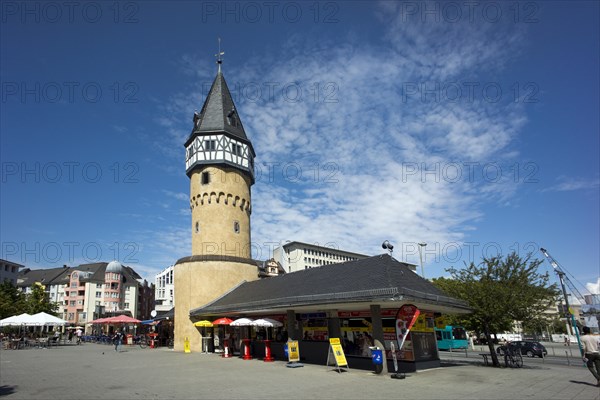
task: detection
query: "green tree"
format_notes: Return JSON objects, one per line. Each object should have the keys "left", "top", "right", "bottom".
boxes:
{"left": 433, "top": 252, "right": 559, "bottom": 367}
{"left": 0, "top": 280, "right": 26, "bottom": 319}
{"left": 24, "top": 283, "right": 58, "bottom": 315}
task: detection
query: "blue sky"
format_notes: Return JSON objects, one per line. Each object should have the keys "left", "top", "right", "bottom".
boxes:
{"left": 1, "top": 1, "right": 598, "bottom": 298}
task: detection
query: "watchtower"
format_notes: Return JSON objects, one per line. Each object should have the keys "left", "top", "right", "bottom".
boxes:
{"left": 173, "top": 51, "right": 259, "bottom": 352}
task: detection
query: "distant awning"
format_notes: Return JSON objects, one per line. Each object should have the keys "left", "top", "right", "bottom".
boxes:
{"left": 141, "top": 320, "right": 160, "bottom": 325}
{"left": 155, "top": 308, "right": 174, "bottom": 321}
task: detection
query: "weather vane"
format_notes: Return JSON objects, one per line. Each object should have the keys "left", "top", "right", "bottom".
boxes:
{"left": 215, "top": 37, "right": 225, "bottom": 73}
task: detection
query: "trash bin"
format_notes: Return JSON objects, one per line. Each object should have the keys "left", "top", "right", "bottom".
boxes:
{"left": 370, "top": 346, "right": 383, "bottom": 374}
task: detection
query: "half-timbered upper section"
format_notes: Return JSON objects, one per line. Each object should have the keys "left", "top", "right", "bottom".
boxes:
{"left": 184, "top": 70, "right": 256, "bottom": 183}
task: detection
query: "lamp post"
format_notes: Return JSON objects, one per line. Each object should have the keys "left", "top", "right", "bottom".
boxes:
{"left": 418, "top": 242, "right": 427, "bottom": 278}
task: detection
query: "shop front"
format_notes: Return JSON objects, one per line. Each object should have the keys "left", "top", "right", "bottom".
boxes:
{"left": 188, "top": 254, "right": 471, "bottom": 371}
{"left": 289, "top": 308, "right": 440, "bottom": 372}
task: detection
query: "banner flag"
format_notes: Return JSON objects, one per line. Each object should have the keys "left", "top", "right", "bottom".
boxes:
{"left": 395, "top": 304, "right": 420, "bottom": 351}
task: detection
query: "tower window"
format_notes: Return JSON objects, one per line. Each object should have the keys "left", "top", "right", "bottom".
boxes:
{"left": 233, "top": 221, "right": 240, "bottom": 234}
{"left": 204, "top": 140, "right": 216, "bottom": 151}
{"left": 201, "top": 172, "right": 210, "bottom": 185}
{"left": 231, "top": 144, "right": 242, "bottom": 156}
{"left": 195, "top": 221, "right": 200, "bottom": 233}
{"left": 227, "top": 110, "right": 239, "bottom": 127}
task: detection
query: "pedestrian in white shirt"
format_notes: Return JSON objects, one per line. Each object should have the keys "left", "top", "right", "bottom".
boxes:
{"left": 580, "top": 326, "right": 600, "bottom": 387}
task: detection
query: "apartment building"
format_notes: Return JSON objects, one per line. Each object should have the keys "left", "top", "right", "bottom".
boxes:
{"left": 17, "top": 261, "right": 147, "bottom": 325}
{"left": 0, "top": 259, "right": 25, "bottom": 286}
{"left": 154, "top": 265, "right": 174, "bottom": 315}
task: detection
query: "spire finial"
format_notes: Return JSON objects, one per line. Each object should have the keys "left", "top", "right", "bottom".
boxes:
{"left": 215, "top": 37, "right": 224, "bottom": 73}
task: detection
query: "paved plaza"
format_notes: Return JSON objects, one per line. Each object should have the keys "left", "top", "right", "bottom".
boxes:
{"left": 1, "top": 343, "right": 599, "bottom": 400}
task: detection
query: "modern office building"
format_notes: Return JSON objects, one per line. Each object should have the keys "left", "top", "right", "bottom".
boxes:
{"left": 273, "top": 241, "right": 371, "bottom": 273}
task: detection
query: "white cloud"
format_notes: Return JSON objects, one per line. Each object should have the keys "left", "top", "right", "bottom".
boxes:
{"left": 542, "top": 177, "right": 600, "bottom": 193}
{"left": 162, "top": 190, "right": 189, "bottom": 202}
{"left": 149, "top": 4, "right": 536, "bottom": 272}
{"left": 587, "top": 278, "right": 600, "bottom": 295}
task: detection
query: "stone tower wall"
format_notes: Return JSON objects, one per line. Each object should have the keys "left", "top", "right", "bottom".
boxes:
{"left": 189, "top": 166, "right": 252, "bottom": 258}
{"left": 173, "top": 259, "right": 257, "bottom": 352}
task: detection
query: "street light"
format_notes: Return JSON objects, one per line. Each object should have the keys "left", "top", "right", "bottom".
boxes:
{"left": 418, "top": 242, "right": 427, "bottom": 278}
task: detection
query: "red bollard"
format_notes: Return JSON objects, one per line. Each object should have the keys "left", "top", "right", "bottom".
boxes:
{"left": 263, "top": 339, "right": 274, "bottom": 362}
{"left": 242, "top": 338, "right": 252, "bottom": 360}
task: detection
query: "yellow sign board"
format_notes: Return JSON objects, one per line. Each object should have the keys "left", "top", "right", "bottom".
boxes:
{"left": 327, "top": 338, "right": 348, "bottom": 370}
{"left": 435, "top": 316, "right": 447, "bottom": 329}
{"left": 288, "top": 340, "right": 300, "bottom": 362}
{"left": 184, "top": 337, "right": 191, "bottom": 353}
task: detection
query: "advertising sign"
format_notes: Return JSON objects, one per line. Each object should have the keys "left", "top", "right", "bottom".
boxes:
{"left": 327, "top": 338, "right": 348, "bottom": 371}
{"left": 412, "top": 312, "right": 435, "bottom": 332}
{"left": 287, "top": 340, "right": 300, "bottom": 362}
{"left": 395, "top": 304, "right": 420, "bottom": 352}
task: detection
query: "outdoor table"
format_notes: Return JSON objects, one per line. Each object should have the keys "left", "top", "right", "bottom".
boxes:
{"left": 263, "top": 340, "right": 274, "bottom": 362}
{"left": 201, "top": 337, "right": 211, "bottom": 353}
{"left": 241, "top": 338, "right": 252, "bottom": 360}
{"left": 221, "top": 338, "right": 232, "bottom": 358}
{"left": 148, "top": 333, "right": 158, "bottom": 348}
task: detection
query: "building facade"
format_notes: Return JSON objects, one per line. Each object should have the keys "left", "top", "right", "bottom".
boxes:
{"left": 0, "top": 259, "right": 25, "bottom": 285}
{"left": 155, "top": 265, "right": 174, "bottom": 314}
{"left": 190, "top": 254, "right": 471, "bottom": 372}
{"left": 272, "top": 241, "right": 419, "bottom": 273}
{"left": 273, "top": 241, "right": 371, "bottom": 273}
{"left": 17, "top": 262, "right": 148, "bottom": 326}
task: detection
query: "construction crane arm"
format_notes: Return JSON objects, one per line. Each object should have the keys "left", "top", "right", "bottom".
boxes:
{"left": 540, "top": 248, "right": 586, "bottom": 304}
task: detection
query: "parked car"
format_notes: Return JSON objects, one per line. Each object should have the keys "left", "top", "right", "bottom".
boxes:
{"left": 474, "top": 336, "right": 499, "bottom": 345}
{"left": 496, "top": 341, "right": 548, "bottom": 358}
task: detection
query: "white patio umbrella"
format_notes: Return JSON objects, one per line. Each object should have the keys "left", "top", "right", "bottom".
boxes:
{"left": 251, "top": 318, "right": 283, "bottom": 340}
{"left": 252, "top": 318, "right": 283, "bottom": 328}
{"left": 229, "top": 318, "right": 256, "bottom": 357}
{"left": 230, "top": 318, "right": 254, "bottom": 327}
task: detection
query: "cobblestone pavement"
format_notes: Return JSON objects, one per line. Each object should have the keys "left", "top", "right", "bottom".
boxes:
{"left": 1, "top": 343, "right": 599, "bottom": 400}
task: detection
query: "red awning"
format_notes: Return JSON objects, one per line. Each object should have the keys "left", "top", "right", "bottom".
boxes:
{"left": 90, "top": 315, "right": 141, "bottom": 324}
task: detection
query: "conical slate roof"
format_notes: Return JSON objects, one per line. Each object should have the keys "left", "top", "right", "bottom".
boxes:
{"left": 186, "top": 71, "right": 249, "bottom": 145}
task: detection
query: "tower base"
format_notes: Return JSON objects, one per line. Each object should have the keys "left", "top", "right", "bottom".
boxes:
{"left": 173, "top": 256, "right": 258, "bottom": 353}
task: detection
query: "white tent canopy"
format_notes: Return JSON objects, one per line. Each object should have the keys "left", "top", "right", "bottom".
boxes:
{"left": 0, "top": 312, "right": 66, "bottom": 327}
{"left": 26, "top": 312, "right": 67, "bottom": 326}
{"left": 0, "top": 313, "right": 32, "bottom": 326}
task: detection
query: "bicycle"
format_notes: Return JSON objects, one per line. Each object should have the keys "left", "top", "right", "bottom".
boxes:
{"left": 503, "top": 343, "right": 523, "bottom": 368}
{"left": 138, "top": 335, "right": 148, "bottom": 349}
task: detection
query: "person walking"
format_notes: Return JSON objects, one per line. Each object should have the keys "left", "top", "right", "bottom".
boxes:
{"left": 580, "top": 326, "right": 600, "bottom": 387}
{"left": 113, "top": 330, "right": 123, "bottom": 352}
